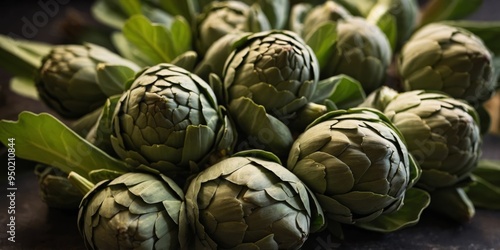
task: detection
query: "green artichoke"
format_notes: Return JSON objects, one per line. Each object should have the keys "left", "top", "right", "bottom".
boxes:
{"left": 78, "top": 172, "right": 185, "bottom": 250}
{"left": 287, "top": 108, "right": 418, "bottom": 224}
{"left": 321, "top": 17, "right": 392, "bottom": 93}
{"left": 184, "top": 151, "right": 325, "bottom": 249}
{"left": 222, "top": 30, "right": 319, "bottom": 157}
{"left": 110, "top": 63, "right": 235, "bottom": 179}
{"left": 34, "top": 164, "right": 83, "bottom": 209}
{"left": 382, "top": 90, "right": 482, "bottom": 191}
{"left": 195, "top": 1, "right": 251, "bottom": 56}
{"left": 36, "top": 43, "right": 139, "bottom": 118}
{"left": 398, "top": 23, "right": 496, "bottom": 106}
{"left": 223, "top": 29, "right": 319, "bottom": 120}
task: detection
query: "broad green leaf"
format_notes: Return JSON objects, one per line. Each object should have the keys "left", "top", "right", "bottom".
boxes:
{"left": 0, "top": 112, "right": 129, "bottom": 178}
{"left": 111, "top": 32, "right": 152, "bottom": 67}
{"left": 441, "top": 20, "right": 500, "bottom": 55}
{"left": 312, "top": 75, "right": 366, "bottom": 109}
{"left": 170, "top": 16, "right": 192, "bottom": 56}
{"left": 429, "top": 187, "right": 476, "bottom": 223}
{"left": 375, "top": 13, "right": 397, "bottom": 51}
{"left": 471, "top": 159, "right": 500, "bottom": 186}
{"left": 123, "top": 15, "right": 174, "bottom": 64}
{"left": 0, "top": 35, "right": 51, "bottom": 78}
{"left": 158, "top": 0, "right": 195, "bottom": 22}
{"left": 418, "top": 0, "right": 483, "bottom": 27}
{"left": 91, "top": 0, "right": 128, "bottom": 29}
{"left": 356, "top": 188, "right": 431, "bottom": 232}
{"left": 119, "top": 0, "right": 142, "bottom": 16}
{"left": 9, "top": 76, "right": 38, "bottom": 100}
{"left": 466, "top": 174, "right": 500, "bottom": 210}
{"left": 96, "top": 63, "right": 137, "bottom": 96}
{"left": 305, "top": 21, "right": 338, "bottom": 70}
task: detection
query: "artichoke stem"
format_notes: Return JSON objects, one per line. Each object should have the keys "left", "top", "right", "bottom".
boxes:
{"left": 68, "top": 171, "right": 95, "bottom": 195}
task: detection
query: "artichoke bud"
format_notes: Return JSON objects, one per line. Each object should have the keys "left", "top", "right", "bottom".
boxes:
{"left": 398, "top": 23, "right": 496, "bottom": 106}
{"left": 287, "top": 108, "right": 413, "bottom": 224}
{"left": 383, "top": 90, "right": 482, "bottom": 191}
{"left": 111, "top": 63, "right": 234, "bottom": 180}
{"left": 184, "top": 153, "right": 325, "bottom": 249}
{"left": 359, "top": 85, "right": 399, "bottom": 111}
{"left": 36, "top": 43, "right": 140, "bottom": 118}
{"left": 34, "top": 164, "right": 83, "bottom": 209}
{"left": 195, "top": 1, "right": 251, "bottom": 56}
{"left": 78, "top": 172, "right": 185, "bottom": 250}
{"left": 301, "top": 0, "right": 352, "bottom": 38}
{"left": 223, "top": 30, "right": 320, "bottom": 120}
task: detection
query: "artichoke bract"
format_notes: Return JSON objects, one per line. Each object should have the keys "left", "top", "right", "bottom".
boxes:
{"left": 299, "top": 0, "right": 351, "bottom": 38}
{"left": 398, "top": 23, "right": 495, "bottom": 106}
{"left": 111, "top": 63, "right": 235, "bottom": 179}
{"left": 321, "top": 17, "right": 392, "bottom": 93}
{"left": 224, "top": 29, "right": 319, "bottom": 120}
{"left": 287, "top": 108, "right": 417, "bottom": 224}
{"left": 36, "top": 43, "right": 139, "bottom": 118}
{"left": 78, "top": 172, "right": 185, "bottom": 250}
{"left": 34, "top": 164, "right": 83, "bottom": 209}
{"left": 184, "top": 152, "right": 325, "bottom": 249}
{"left": 383, "top": 90, "right": 482, "bottom": 191}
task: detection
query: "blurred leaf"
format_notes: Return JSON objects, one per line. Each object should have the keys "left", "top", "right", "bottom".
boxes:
{"left": 158, "top": 0, "right": 194, "bottom": 22}
{"left": 170, "top": 16, "right": 192, "bottom": 57}
{"left": 312, "top": 75, "right": 366, "bottom": 110}
{"left": 419, "top": 0, "right": 483, "bottom": 27}
{"left": 111, "top": 32, "right": 151, "bottom": 67}
{"left": 119, "top": 0, "right": 142, "bottom": 16}
{"left": 9, "top": 76, "right": 38, "bottom": 100}
{"left": 258, "top": 0, "right": 289, "bottom": 29}
{"left": 305, "top": 21, "right": 337, "bottom": 70}
{"left": 288, "top": 3, "right": 312, "bottom": 35}
{"left": 91, "top": 0, "right": 128, "bottom": 30}
{"left": 96, "top": 63, "right": 137, "bottom": 96}
{"left": 375, "top": 13, "right": 397, "bottom": 51}
{"left": 471, "top": 159, "right": 500, "bottom": 186}
{"left": 466, "top": 173, "right": 500, "bottom": 210}
{"left": 429, "top": 187, "right": 476, "bottom": 223}
{"left": 0, "top": 112, "right": 129, "bottom": 178}
{"left": 356, "top": 188, "right": 431, "bottom": 232}
{"left": 246, "top": 3, "right": 272, "bottom": 33}
{"left": 0, "top": 35, "right": 51, "bottom": 78}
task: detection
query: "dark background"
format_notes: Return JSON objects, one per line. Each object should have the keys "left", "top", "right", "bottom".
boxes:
{"left": 0, "top": 0, "right": 499, "bottom": 249}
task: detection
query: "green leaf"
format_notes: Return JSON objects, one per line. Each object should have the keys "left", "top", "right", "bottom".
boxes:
{"left": 440, "top": 20, "right": 500, "bottom": 55}
{"left": 304, "top": 21, "right": 337, "bottom": 71}
{"left": 471, "top": 159, "right": 500, "bottom": 186}
{"left": 119, "top": 0, "right": 142, "bottom": 16}
{"left": 466, "top": 174, "right": 500, "bottom": 210}
{"left": 91, "top": 0, "right": 128, "bottom": 29}
{"left": 111, "top": 32, "right": 151, "bottom": 67}
{"left": 158, "top": 0, "right": 195, "bottom": 22}
{"left": 0, "top": 35, "right": 51, "bottom": 78}
{"left": 0, "top": 112, "right": 129, "bottom": 178}
{"left": 123, "top": 15, "right": 175, "bottom": 64}
{"left": 9, "top": 76, "right": 38, "bottom": 100}
{"left": 96, "top": 63, "right": 137, "bottom": 96}
{"left": 418, "top": 0, "right": 483, "bottom": 27}
{"left": 356, "top": 188, "right": 431, "bottom": 232}
{"left": 257, "top": 0, "right": 289, "bottom": 29}
{"left": 312, "top": 75, "right": 366, "bottom": 109}
{"left": 429, "top": 187, "right": 476, "bottom": 223}
{"left": 170, "top": 16, "right": 192, "bottom": 57}
{"left": 375, "top": 13, "right": 397, "bottom": 51}
{"left": 246, "top": 3, "right": 272, "bottom": 33}
{"left": 88, "top": 169, "right": 124, "bottom": 183}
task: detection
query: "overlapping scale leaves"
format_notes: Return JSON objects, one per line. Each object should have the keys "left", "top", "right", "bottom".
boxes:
{"left": 110, "top": 63, "right": 234, "bottom": 179}
{"left": 78, "top": 172, "right": 185, "bottom": 250}
{"left": 224, "top": 30, "right": 319, "bottom": 119}
{"left": 398, "top": 23, "right": 496, "bottom": 106}
{"left": 287, "top": 108, "right": 415, "bottom": 224}
{"left": 184, "top": 154, "right": 325, "bottom": 249}
{"left": 36, "top": 43, "right": 139, "bottom": 118}
{"left": 383, "top": 90, "right": 482, "bottom": 191}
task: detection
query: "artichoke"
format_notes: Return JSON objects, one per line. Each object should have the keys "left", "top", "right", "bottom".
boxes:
{"left": 34, "top": 164, "right": 83, "bottom": 209}
{"left": 398, "top": 23, "right": 496, "bottom": 106}
{"left": 382, "top": 90, "right": 482, "bottom": 191}
{"left": 110, "top": 63, "right": 235, "bottom": 179}
{"left": 195, "top": 1, "right": 251, "bottom": 56}
{"left": 36, "top": 43, "right": 139, "bottom": 118}
{"left": 321, "top": 17, "right": 392, "bottom": 93}
{"left": 184, "top": 151, "right": 325, "bottom": 249}
{"left": 287, "top": 108, "right": 418, "bottom": 224}
{"left": 298, "top": 0, "right": 352, "bottom": 38}
{"left": 78, "top": 172, "right": 185, "bottom": 250}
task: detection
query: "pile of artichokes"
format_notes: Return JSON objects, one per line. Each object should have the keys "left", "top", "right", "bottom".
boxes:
{"left": 0, "top": 0, "right": 499, "bottom": 249}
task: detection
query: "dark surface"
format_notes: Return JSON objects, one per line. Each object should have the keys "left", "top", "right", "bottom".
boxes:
{"left": 0, "top": 1, "right": 500, "bottom": 249}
